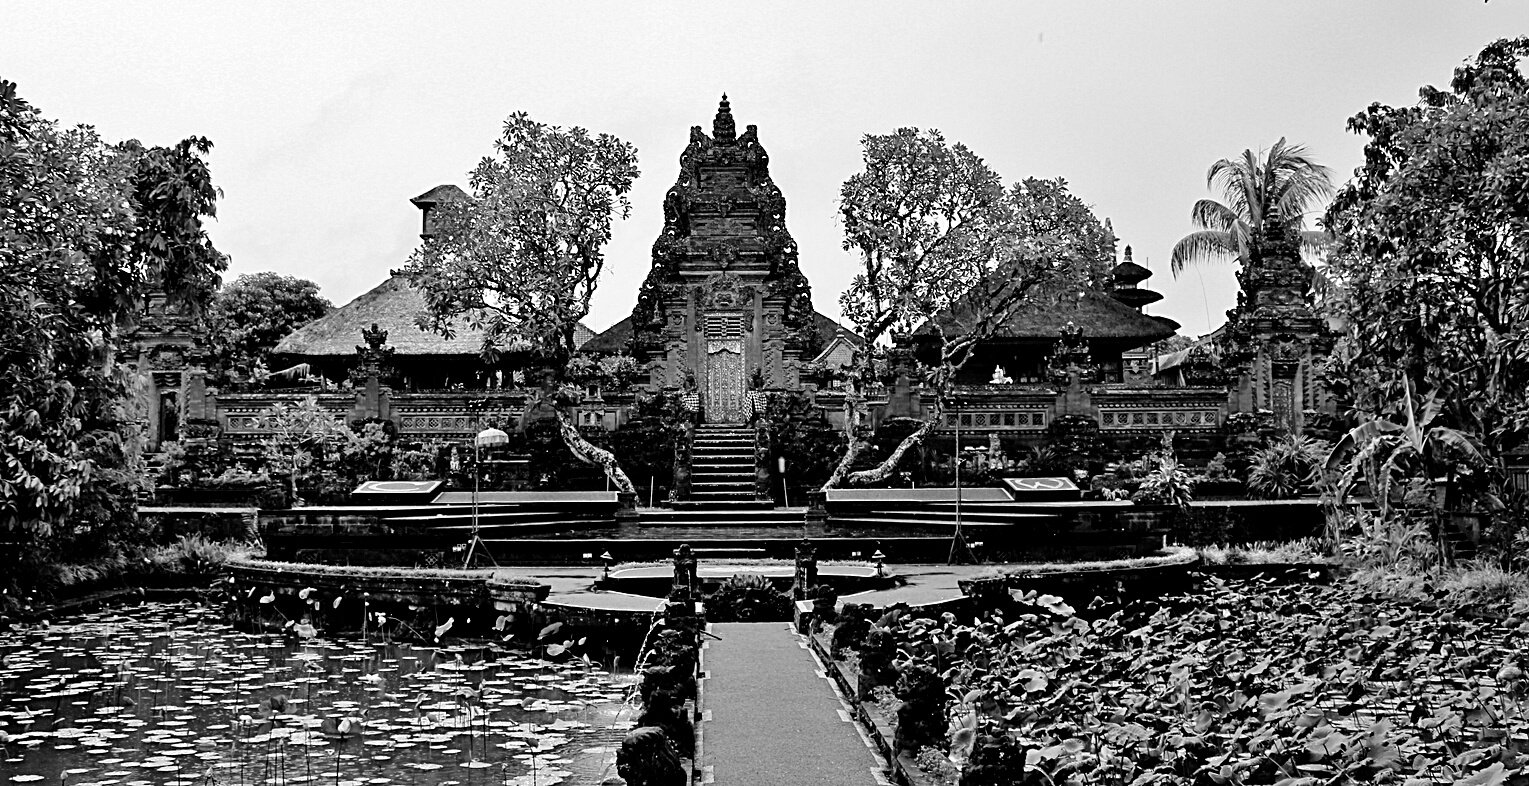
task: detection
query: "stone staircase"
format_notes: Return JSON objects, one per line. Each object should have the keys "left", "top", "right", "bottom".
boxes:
{"left": 138, "top": 451, "right": 169, "bottom": 504}
{"left": 683, "top": 424, "right": 769, "bottom": 509}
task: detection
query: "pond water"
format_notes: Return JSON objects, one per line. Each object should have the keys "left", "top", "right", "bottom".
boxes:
{"left": 0, "top": 602, "right": 638, "bottom": 786}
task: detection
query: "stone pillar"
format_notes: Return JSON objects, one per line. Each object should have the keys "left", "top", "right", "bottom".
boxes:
{"left": 792, "top": 538, "right": 817, "bottom": 601}
{"left": 348, "top": 323, "right": 396, "bottom": 426}
{"left": 805, "top": 489, "right": 829, "bottom": 532}
{"left": 670, "top": 421, "right": 694, "bottom": 504}
{"left": 753, "top": 421, "right": 773, "bottom": 502}
{"left": 671, "top": 544, "right": 698, "bottom": 601}
{"left": 1221, "top": 218, "right": 1328, "bottom": 434}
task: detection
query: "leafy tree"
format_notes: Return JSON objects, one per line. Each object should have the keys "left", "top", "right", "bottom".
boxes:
{"left": 122, "top": 136, "right": 227, "bottom": 316}
{"left": 1008, "top": 176, "right": 1116, "bottom": 287}
{"left": 397, "top": 112, "right": 640, "bottom": 493}
{"left": 258, "top": 396, "right": 342, "bottom": 504}
{"left": 208, "top": 272, "right": 332, "bottom": 379}
{"left": 1169, "top": 138, "right": 1334, "bottom": 275}
{"left": 1323, "top": 37, "right": 1529, "bottom": 462}
{"left": 825, "top": 129, "right": 1102, "bottom": 488}
{"left": 0, "top": 79, "right": 225, "bottom": 539}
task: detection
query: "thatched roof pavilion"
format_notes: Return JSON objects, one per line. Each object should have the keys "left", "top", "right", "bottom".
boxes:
{"left": 914, "top": 284, "right": 1178, "bottom": 385}
{"left": 274, "top": 276, "right": 594, "bottom": 389}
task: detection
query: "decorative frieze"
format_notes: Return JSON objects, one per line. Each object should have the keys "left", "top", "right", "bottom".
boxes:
{"left": 1098, "top": 407, "right": 1220, "bottom": 430}
{"left": 942, "top": 409, "right": 1049, "bottom": 430}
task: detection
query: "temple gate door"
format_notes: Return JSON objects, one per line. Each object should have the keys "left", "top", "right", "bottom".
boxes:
{"left": 704, "top": 313, "right": 746, "bottom": 423}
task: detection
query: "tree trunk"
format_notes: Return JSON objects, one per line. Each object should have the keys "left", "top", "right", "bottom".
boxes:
{"left": 821, "top": 396, "right": 868, "bottom": 491}
{"left": 553, "top": 408, "right": 637, "bottom": 495}
{"left": 822, "top": 392, "right": 943, "bottom": 491}
{"left": 846, "top": 417, "right": 936, "bottom": 486}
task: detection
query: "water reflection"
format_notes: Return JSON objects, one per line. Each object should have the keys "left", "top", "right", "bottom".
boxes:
{"left": 0, "top": 602, "right": 636, "bottom": 785}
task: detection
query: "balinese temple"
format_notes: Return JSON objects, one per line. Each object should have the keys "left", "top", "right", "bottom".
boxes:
{"left": 135, "top": 95, "right": 1343, "bottom": 475}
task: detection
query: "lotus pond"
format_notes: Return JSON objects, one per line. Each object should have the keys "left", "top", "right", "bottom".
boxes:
{"left": 844, "top": 574, "right": 1529, "bottom": 785}
{"left": 0, "top": 602, "right": 637, "bottom": 786}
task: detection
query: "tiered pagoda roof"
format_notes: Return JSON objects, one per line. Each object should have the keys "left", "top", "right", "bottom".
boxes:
{"left": 1108, "top": 246, "right": 1164, "bottom": 310}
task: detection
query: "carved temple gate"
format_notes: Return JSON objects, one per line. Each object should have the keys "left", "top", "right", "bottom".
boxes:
{"left": 627, "top": 96, "right": 820, "bottom": 404}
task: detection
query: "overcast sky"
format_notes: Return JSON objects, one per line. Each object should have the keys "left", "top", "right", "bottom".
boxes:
{"left": 5, "top": 2, "right": 1526, "bottom": 337}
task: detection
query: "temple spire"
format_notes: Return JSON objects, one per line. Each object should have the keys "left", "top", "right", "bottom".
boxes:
{"left": 713, "top": 93, "right": 736, "bottom": 143}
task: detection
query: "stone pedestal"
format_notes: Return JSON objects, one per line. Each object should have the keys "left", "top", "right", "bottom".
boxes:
{"left": 792, "top": 538, "right": 818, "bottom": 601}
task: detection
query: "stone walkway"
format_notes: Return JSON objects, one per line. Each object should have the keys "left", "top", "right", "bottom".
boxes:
{"left": 699, "top": 622, "right": 887, "bottom": 785}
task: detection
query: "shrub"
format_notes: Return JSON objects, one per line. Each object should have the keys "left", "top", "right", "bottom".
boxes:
{"left": 1246, "top": 434, "right": 1329, "bottom": 499}
{"left": 831, "top": 603, "right": 874, "bottom": 655}
{"left": 961, "top": 729, "right": 1032, "bottom": 786}
{"left": 894, "top": 663, "right": 948, "bottom": 755}
{"left": 1202, "top": 452, "right": 1231, "bottom": 480}
{"left": 704, "top": 574, "right": 793, "bottom": 622}
{"left": 1133, "top": 456, "right": 1193, "bottom": 509}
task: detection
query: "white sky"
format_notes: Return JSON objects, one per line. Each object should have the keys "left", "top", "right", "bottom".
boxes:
{"left": 5, "top": 2, "right": 1526, "bottom": 337}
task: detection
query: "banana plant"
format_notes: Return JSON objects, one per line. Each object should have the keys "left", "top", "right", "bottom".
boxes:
{"left": 1328, "top": 376, "right": 1486, "bottom": 524}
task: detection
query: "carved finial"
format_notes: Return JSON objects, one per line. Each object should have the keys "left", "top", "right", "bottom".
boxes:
{"left": 713, "top": 94, "right": 736, "bottom": 143}
{"left": 362, "top": 323, "right": 389, "bottom": 350}
{"left": 1123, "top": 245, "right": 1133, "bottom": 263}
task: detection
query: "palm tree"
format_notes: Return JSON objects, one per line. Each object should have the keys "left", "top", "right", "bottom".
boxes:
{"left": 1170, "top": 138, "right": 1335, "bottom": 275}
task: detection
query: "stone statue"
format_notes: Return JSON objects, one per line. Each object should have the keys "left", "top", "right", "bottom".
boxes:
{"left": 990, "top": 365, "right": 1013, "bottom": 385}
{"left": 745, "top": 370, "right": 767, "bottom": 424}
{"left": 671, "top": 544, "right": 697, "bottom": 600}
{"left": 678, "top": 372, "right": 700, "bottom": 425}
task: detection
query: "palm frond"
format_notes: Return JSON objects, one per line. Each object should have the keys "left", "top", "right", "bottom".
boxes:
{"left": 1190, "top": 199, "right": 1243, "bottom": 233}
{"left": 1298, "top": 229, "right": 1332, "bottom": 258}
{"left": 1169, "top": 230, "right": 1239, "bottom": 275}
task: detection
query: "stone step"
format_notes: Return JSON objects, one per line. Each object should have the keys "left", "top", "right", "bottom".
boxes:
{"left": 824, "top": 516, "right": 1025, "bottom": 531}
{"left": 670, "top": 499, "right": 776, "bottom": 511}
{"left": 638, "top": 507, "right": 806, "bottom": 523}
{"left": 826, "top": 508, "right": 1057, "bottom": 525}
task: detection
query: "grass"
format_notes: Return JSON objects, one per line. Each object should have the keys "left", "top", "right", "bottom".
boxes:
{"left": 976, "top": 546, "right": 1198, "bottom": 580}
{"left": 226, "top": 557, "right": 545, "bottom": 587}
{"left": 1195, "top": 537, "right": 1332, "bottom": 566}
{"left": 1351, "top": 561, "right": 1529, "bottom": 616}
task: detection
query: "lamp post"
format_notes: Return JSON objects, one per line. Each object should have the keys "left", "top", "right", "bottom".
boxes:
{"left": 465, "top": 405, "right": 509, "bottom": 568}
{"left": 601, "top": 550, "right": 613, "bottom": 581}
{"left": 778, "top": 456, "right": 789, "bottom": 510}
{"left": 949, "top": 397, "right": 968, "bottom": 565}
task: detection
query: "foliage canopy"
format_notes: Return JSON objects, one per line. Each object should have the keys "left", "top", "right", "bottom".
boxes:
{"left": 398, "top": 112, "right": 639, "bottom": 360}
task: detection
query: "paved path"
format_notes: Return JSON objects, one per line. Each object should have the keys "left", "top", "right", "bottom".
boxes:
{"left": 700, "top": 622, "right": 886, "bottom": 786}
{"left": 840, "top": 563, "right": 982, "bottom": 608}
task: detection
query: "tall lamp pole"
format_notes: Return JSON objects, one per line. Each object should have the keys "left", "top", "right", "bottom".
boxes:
{"left": 465, "top": 402, "right": 509, "bottom": 568}
{"left": 949, "top": 397, "right": 966, "bottom": 565}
